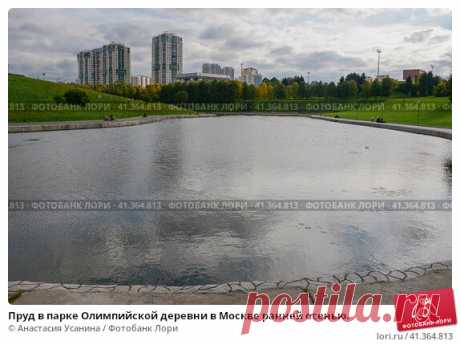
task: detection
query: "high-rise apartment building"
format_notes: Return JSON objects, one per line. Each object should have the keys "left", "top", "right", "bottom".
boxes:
{"left": 240, "top": 66, "right": 262, "bottom": 86}
{"left": 152, "top": 32, "right": 183, "bottom": 84}
{"left": 202, "top": 63, "right": 222, "bottom": 75}
{"left": 77, "top": 43, "right": 130, "bottom": 86}
{"left": 222, "top": 66, "right": 235, "bottom": 80}
{"left": 202, "top": 63, "right": 234, "bottom": 80}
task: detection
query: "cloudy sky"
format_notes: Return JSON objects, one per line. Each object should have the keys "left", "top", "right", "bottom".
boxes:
{"left": 8, "top": 8, "right": 452, "bottom": 82}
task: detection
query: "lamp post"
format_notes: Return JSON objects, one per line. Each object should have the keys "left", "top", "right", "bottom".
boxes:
{"left": 376, "top": 48, "right": 382, "bottom": 78}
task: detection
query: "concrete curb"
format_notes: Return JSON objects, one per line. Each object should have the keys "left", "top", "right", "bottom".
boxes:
{"left": 8, "top": 113, "right": 217, "bottom": 133}
{"left": 8, "top": 260, "right": 451, "bottom": 295}
{"left": 307, "top": 115, "right": 452, "bottom": 140}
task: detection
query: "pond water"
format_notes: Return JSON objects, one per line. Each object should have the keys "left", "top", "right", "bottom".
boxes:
{"left": 8, "top": 116, "right": 452, "bottom": 285}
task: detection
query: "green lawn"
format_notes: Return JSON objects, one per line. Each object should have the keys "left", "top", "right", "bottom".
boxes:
{"left": 8, "top": 74, "right": 192, "bottom": 122}
{"left": 322, "top": 97, "right": 452, "bottom": 128}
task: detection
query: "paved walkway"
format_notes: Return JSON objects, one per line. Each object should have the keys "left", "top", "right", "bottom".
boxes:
{"left": 9, "top": 113, "right": 452, "bottom": 140}
{"left": 308, "top": 115, "right": 451, "bottom": 140}
{"left": 8, "top": 113, "right": 216, "bottom": 133}
{"left": 9, "top": 261, "right": 451, "bottom": 305}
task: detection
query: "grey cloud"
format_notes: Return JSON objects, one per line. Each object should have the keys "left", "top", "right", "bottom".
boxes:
{"left": 8, "top": 8, "right": 452, "bottom": 82}
{"left": 199, "top": 24, "right": 235, "bottom": 40}
{"left": 289, "top": 51, "right": 366, "bottom": 70}
{"left": 429, "top": 35, "right": 450, "bottom": 44}
{"left": 270, "top": 46, "right": 293, "bottom": 56}
{"left": 404, "top": 29, "right": 433, "bottom": 43}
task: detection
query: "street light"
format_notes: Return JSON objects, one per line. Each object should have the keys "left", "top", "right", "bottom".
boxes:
{"left": 376, "top": 48, "right": 382, "bottom": 78}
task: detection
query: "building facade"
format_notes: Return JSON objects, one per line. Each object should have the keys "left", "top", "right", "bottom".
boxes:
{"left": 176, "top": 72, "right": 231, "bottom": 82}
{"left": 202, "top": 63, "right": 234, "bottom": 80}
{"left": 152, "top": 32, "right": 183, "bottom": 84}
{"left": 77, "top": 43, "right": 130, "bottom": 86}
{"left": 240, "top": 66, "right": 262, "bottom": 86}
{"left": 131, "top": 75, "right": 151, "bottom": 88}
{"left": 403, "top": 69, "right": 425, "bottom": 81}
{"left": 222, "top": 66, "right": 235, "bottom": 80}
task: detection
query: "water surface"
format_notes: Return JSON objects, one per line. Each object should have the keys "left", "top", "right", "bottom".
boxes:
{"left": 9, "top": 116, "right": 452, "bottom": 285}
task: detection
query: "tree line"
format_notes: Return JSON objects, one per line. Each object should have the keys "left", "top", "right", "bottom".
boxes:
{"left": 87, "top": 72, "right": 452, "bottom": 104}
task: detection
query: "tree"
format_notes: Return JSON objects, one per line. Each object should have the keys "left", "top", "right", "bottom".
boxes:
{"left": 247, "top": 85, "right": 256, "bottom": 100}
{"left": 362, "top": 80, "right": 372, "bottom": 98}
{"left": 256, "top": 82, "right": 271, "bottom": 99}
{"left": 286, "top": 81, "right": 299, "bottom": 99}
{"left": 347, "top": 80, "right": 358, "bottom": 97}
{"left": 433, "top": 81, "right": 448, "bottom": 97}
{"left": 381, "top": 77, "right": 394, "bottom": 97}
{"left": 418, "top": 71, "right": 435, "bottom": 96}
{"left": 447, "top": 75, "right": 452, "bottom": 102}
{"left": 274, "top": 83, "right": 287, "bottom": 99}
{"left": 326, "top": 82, "right": 337, "bottom": 98}
{"left": 402, "top": 77, "right": 416, "bottom": 97}
{"left": 370, "top": 79, "right": 382, "bottom": 97}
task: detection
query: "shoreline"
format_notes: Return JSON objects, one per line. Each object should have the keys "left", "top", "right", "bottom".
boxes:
{"left": 8, "top": 112, "right": 452, "bottom": 140}
{"left": 9, "top": 260, "right": 451, "bottom": 305}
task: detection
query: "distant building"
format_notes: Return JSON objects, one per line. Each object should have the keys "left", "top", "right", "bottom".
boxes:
{"left": 403, "top": 69, "right": 425, "bottom": 81}
{"left": 152, "top": 32, "right": 183, "bottom": 84}
{"left": 222, "top": 66, "right": 235, "bottom": 80}
{"left": 240, "top": 66, "right": 262, "bottom": 86}
{"left": 202, "top": 63, "right": 222, "bottom": 75}
{"left": 77, "top": 43, "right": 130, "bottom": 86}
{"left": 202, "top": 63, "right": 234, "bottom": 80}
{"left": 176, "top": 72, "right": 231, "bottom": 82}
{"left": 131, "top": 75, "right": 151, "bottom": 88}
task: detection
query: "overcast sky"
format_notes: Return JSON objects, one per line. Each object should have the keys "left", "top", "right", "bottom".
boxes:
{"left": 8, "top": 8, "right": 452, "bottom": 82}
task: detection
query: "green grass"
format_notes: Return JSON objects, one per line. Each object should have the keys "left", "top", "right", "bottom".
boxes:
{"left": 8, "top": 74, "right": 192, "bottom": 122}
{"left": 322, "top": 97, "right": 452, "bottom": 128}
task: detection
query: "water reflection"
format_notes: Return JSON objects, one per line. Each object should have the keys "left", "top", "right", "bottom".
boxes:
{"left": 9, "top": 117, "right": 452, "bottom": 285}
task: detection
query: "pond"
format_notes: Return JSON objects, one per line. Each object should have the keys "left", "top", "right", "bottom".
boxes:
{"left": 8, "top": 116, "right": 452, "bottom": 285}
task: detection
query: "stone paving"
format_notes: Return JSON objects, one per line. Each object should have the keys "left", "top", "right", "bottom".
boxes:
{"left": 8, "top": 260, "right": 451, "bottom": 296}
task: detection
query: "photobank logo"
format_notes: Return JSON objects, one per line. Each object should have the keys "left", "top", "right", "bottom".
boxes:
{"left": 241, "top": 285, "right": 457, "bottom": 335}
{"left": 241, "top": 283, "right": 387, "bottom": 335}
{"left": 394, "top": 288, "right": 457, "bottom": 331}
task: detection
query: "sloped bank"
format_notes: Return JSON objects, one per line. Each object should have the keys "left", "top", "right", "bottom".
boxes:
{"left": 8, "top": 261, "right": 451, "bottom": 305}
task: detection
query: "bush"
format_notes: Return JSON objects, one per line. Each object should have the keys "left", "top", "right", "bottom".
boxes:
{"left": 63, "top": 89, "right": 89, "bottom": 106}
{"left": 375, "top": 117, "right": 385, "bottom": 123}
{"left": 174, "top": 90, "right": 189, "bottom": 103}
{"left": 53, "top": 95, "right": 65, "bottom": 104}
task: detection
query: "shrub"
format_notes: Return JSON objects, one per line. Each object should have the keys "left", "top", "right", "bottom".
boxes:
{"left": 63, "top": 89, "right": 90, "bottom": 106}
{"left": 53, "top": 95, "right": 65, "bottom": 104}
{"left": 174, "top": 90, "right": 189, "bottom": 103}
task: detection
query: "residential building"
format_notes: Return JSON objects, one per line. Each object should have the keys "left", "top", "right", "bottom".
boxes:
{"left": 403, "top": 69, "right": 425, "bottom": 81}
{"left": 222, "top": 66, "right": 235, "bottom": 80}
{"left": 202, "top": 63, "right": 222, "bottom": 75}
{"left": 176, "top": 72, "right": 231, "bottom": 82}
{"left": 77, "top": 43, "right": 130, "bottom": 86}
{"left": 240, "top": 65, "right": 262, "bottom": 86}
{"left": 152, "top": 32, "right": 183, "bottom": 84}
{"left": 202, "top": 63, "right": 235, "bottom": 80}
{"left": 131, "top": 75, "right": 151, "bottom": 88}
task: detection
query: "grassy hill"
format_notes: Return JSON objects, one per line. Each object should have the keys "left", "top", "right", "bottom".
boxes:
{"left": 8, "top": 74, "right": 192, "bottom": 122}
{"left": 323, "top": 96, "right": 452, "bottom": 128}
